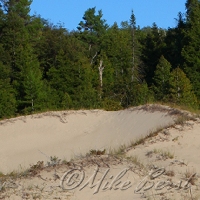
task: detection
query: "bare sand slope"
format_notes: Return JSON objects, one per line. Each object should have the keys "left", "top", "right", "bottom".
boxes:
{"left": 0, "top": 106, "right": 175, "bottom": 173}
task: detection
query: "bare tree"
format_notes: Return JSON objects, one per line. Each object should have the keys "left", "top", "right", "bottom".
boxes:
{"left": 98, "top": 59, "right": 105, "bottom": 98}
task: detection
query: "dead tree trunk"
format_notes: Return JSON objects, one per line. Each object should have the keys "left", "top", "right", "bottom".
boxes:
{"left": 31, "top": 98, "right": 34, "bottom": 111}
{"left": 98, "top": 60, "right": 105, "bottom": 98}
{"left": 90, "top": 51, "right": 98, "bottom": 65}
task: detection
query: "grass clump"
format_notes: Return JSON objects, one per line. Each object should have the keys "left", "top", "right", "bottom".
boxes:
{"left": 108, "top": 145, "right": 126, "bottom": 156}
{"left": 183, "top": 169, "right": 197, "bottom": 186}
{"left": 127, "top": 155, "right": 144, "bottom": 168}
{"left": 153, "top": 149, "right": 174, "bottom": 159}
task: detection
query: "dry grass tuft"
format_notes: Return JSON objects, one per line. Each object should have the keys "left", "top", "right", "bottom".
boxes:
{"left": 183, "top": 169, "right": 197, "bottom": 186}
{"left": 153, "top": 148, "right": 174, "bottom": 159}
{"left": 164, "top": 170, "right": 175, "bottom": 177}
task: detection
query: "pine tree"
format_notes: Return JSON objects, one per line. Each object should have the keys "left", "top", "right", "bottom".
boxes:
{"left": 102, "top": 23, "right": 132, "bottom": 106}
{"left": 164, "top": 12, "right": 186, "bottom": 69}
{"left": 141, "top": 23, "right": 166, "bottom": 86}
{"left": 0, "top": 0, "right": 46, "bottom": 112}
{"left": 77, "top": 7, "right": 108, "bottom": 98}
{"left": 1, "top": 0, "right": 32, "bottom": 77}
{"left": 182, "top": 0, "right": 200, "bottom": 99}
{"left": 130, "top": 10, "right": 137, "bottom": 82}
{"left": 129, "top": 10, "right": 142, "bottom": 83}
{"left": 153, "top": 55, "right": 172, "bottom": 101}
{"left": 169, "top": 67, "right": 198, "bottom": 109}
{"left": 129, "top": 82, "right": 152, "bottom": 106}
{"left": 22, "top": 60, "right": 44, "bottom": 112}
{"left": 0, "top": 61, "right": 16, "bottom": 118}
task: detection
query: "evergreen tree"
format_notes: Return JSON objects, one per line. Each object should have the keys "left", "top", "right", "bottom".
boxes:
{"left": 103, "top": 23, "right": 132, "bottom": 106}
{"left": 169, "top": 67, "right": 198, "bottom": 109}
{"left": 130, "top": 10, "right": 137, "bottom": 82}
{"left": 77, "top": 7, "right": 108, "bottom": 98}
{"left": 1, "top": 0, "right": 32, "bottom": 78}
{"left": 34, "top": 21, "right": 68, "bottom": 79}
{"left": 129, "top": 82, "right": 153, "bottom": 106}
{"left": 0, "top": 61, "right": 16, "bottom": 118}
{"left": 182, "top": 0, "right": 200, "bottom": 99}
{"left": 0, "top": 0, "right": 46, "bottom": 112}
{"left": 22, "top": 60, "right": 44, "bottom": 112}
{"left": 153, "top": 55, "right": 172, "bottom": 101}
{"left": 141, "top": 23, "right": 166, "bottom": 86}
{"left": 164, "top": 12, "right": 186, "bottom": 69}
{"left": 129, "top": 10, "right": 142, "bottom": 83}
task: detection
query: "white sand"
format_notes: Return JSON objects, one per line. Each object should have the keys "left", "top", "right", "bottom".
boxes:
{"left": 0, "top": 107, "right": 174, "bottom": 173}
{"left": 1, "top": 105, "right": 200, "bottom": 200}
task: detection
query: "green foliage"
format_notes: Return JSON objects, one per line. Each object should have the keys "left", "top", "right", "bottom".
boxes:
{"left": 22, "top": 61, "right": 44, "bottom": 112}
{"left": 77, "top": 7, "right": 109, "bottom": 98}
{"left": 60, "top": 93, "right": 73, "bottom": 109}
{"left": 141, "top": 23, "right": 166, "bottom": 85}
{"left": 129, "top": 10, "right": 141, "bottom": 82}
{"left": 1, "top": 0, "right": 32, "bottom": 67}
{"left": 164, "top": 12, "right": 185, "bottom": 69}
{"left": 0, "top": 62, "right": 16, "bottom": 118}
{"left": 102, "top": 98, "right": 122, "bottom": 111}
{"left": 77, "top": 7, "right": 108, "bottom": 41}
{"left": 129, "top": 82, "right": 154, "bottom": 106}
{"left": 153, "top": 55, "right": 172, "bottom": 101}
{"left": 0, "top": 2, "right": 199, "bottom": 120}
{"left": 77, "top": 7, "right": 108, "bottom": 62}
{"left": 182, "top": 0, "right": 200, "bottom": 99}
{"left": 169, "top": 67, "right": 198, "bottom": 109}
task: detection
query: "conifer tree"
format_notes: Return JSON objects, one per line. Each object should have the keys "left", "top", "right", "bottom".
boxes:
{"left": 182, "top": 0, "right": 200, "bottom": 99}
{"left": 22, "top": 60, "right": 44, "bottom": 111}
{"left": 141, "top": 23, "right": 166, "bottom": 86}
{"left": 0, "top": 0, "right": 46, "bottom": 112}
{"left": 0, "top": 60, "right": 16, "bottom": 118}
{"left": 164, "top": 12, "right": 186, "bottom": 69}
{"left": 77, "top": 7, "right": 108, "bottom": 98}
{"left": 129, "top": 10, "right": 142, "bottom": 83}
{"left": 130, "top": 10, "right": 137, "bottom": 82}
{"left": 169, "top": 67, "right": 198, "bottom": 108}
{"left": 1, "top": 0, "right": 32, "bottom": 76}
{"left": 153, "top": 56, "right": 172, "bottom": 101}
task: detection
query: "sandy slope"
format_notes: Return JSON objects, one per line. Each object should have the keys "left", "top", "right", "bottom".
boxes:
{"left": 0, "top": 104, "right": 199, "bottom": 200}
{"left": 0, "top": 106, "right": 174, "bottom": 173}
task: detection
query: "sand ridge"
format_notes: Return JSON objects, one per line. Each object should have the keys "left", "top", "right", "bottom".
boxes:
{"left": 0, "top": 105, "right": 175, "bottom": 173}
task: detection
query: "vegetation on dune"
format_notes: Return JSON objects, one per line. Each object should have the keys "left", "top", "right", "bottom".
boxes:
{"left": 0, "top": 0, "right": 199, "bottom": 119}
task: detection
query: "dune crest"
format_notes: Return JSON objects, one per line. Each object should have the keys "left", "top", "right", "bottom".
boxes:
{"left": 0, "top": 105, "right": 177, "bottom": 173}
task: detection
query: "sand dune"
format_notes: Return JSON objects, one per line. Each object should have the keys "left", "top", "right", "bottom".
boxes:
{"left": 0, "top": 104, "right": 199, "bottom": 200}
{"left": 0, "top": 105, "right": 175, "bottom": 173}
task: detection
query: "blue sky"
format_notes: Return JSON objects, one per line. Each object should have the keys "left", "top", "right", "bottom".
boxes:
{"left": 30, "top": 0, "right": 186, "bottom": 31}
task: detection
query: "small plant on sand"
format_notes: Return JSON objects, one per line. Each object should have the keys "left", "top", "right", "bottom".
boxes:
{"left": 153, "top": 149, "right": 174, "bottom": 159}
{"left": 127, "top": 155, "right": 144, "bottom": 168}
{"left": 89, "top": 149, "right": 106, "bottom": 155}
{"left": 130, "top": 137, "right": 146, "bottom": 147}
{"left": 108, "top": 145, "right": 126, "bottom": 156}
{"left": 174, "top": 115, "right": 190, "bottom": 126}
{"left": 47, "top": 156, "right": 61, "bottom": 166}
{"left": 164, "top": 169, "right": 175, "bottom": 177}
{"left": 183, "top": 169, "right": 197, "bottom": 186}
{"left": 61, "top": 159, "right": 69, "bottom": 165}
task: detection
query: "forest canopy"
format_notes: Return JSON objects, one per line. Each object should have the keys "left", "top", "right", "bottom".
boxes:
{"left": 0, "top": 0, "right": 199, "bottom": 119}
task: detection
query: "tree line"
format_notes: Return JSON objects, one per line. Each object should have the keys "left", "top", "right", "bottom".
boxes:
{"left": 0, "top": 0, "right": 199, "bottom": 119}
